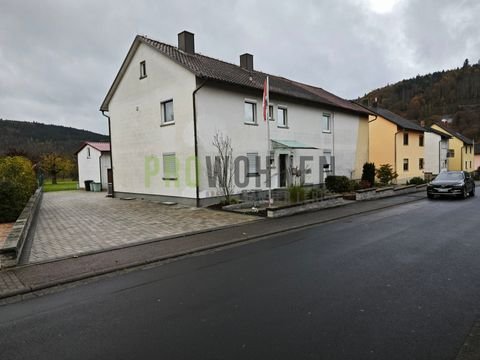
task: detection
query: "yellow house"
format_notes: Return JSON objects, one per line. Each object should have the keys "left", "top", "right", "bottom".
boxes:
{"left": 367, "top": 106, "right": 425, "bottom": 184}
{"left": 430, "top": 123, "right": 474, "bottom": 171}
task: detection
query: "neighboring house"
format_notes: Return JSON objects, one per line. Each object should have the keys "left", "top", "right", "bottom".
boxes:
{"left": 475, "top": 144, "right": 480, "bottom": 171}
{"left": 430, "top": 123, "right": 474, "bottom": 171}
{"left": 364, "top": 105, "right": 425, "bottom": 183}
{"left": 99, "top": 31, "right": 370, "bottom": 206}
{"left": 424, "top": 128, "right": 450, "bottom": 175}
{"left": 75, "top": 142, "right": 111, "bottom": 190}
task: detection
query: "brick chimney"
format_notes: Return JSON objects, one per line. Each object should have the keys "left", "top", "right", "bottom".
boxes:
{"left": 178, "top": 31, "right": 195, "bottom": 54}
{"left": 240, "top": 53, "right": 254, "bottom": 71}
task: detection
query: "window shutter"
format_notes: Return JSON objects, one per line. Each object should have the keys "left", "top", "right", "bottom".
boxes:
{"left": 247, "top": 153, "right": 258, "bottom": 174}
{"left": 163, "top": 153, "right": 177, "bottom": 179}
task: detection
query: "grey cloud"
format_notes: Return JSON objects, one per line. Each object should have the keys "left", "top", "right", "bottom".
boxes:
{"left": 1, "top": 0, "right": 479, "bottom": 134}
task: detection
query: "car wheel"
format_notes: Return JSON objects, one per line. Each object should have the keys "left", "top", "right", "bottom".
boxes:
{"left": 470, "top": 186, "right": 475, "bottom": 197}
{"left": 427, "top": 193, "right": 434, "bottom": 199}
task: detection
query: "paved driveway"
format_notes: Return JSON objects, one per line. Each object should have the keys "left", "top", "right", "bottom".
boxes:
{"left": 27, "top": 191, "right": 257, "bottom": 263}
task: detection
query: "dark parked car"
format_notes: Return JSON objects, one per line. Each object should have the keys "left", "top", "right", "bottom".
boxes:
{"left": 427, "top": 171, "right": 475, "bottom": 199}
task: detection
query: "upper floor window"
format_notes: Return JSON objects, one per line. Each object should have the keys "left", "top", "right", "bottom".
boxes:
{"left": 403, "top": 133, "right": 409, "bottom": 145}
{"left": 268, "top": 105, "right": 274, "bottom": 121}
{"left": 419, "top": 135, "right": 424, "bottom": 147}
{"left": 87, "top": 147, "right": 91, "bottom": 158}
{"left": 322, "top": 113, "right": 331, "bottom": 132}
{"left": 244, "top": 101, "right": 256, "bottom": 124}
{"left": 140, "top": 61, "right": 147, "bottom": 79}
{"left": 161, "top": 99, "right": 174, "bottom": 124}
{"left": 447, "top": 149, "right": 455, "bottom": 158}
{"left": 277, "top": 107, "right": 287, "bottom": 127}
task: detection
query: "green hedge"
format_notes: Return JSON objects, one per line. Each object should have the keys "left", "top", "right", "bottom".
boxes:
{"left": 0, "top": 156, "right": 37, "bottom": 222}
{"left": 325, "top": 175, "right": 352, "bottom": 193}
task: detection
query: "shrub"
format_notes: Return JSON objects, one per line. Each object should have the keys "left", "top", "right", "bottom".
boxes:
{"left": 0, "top": 156, "right": 37, "bottom": 222}
{"left": 358, "top": 180, "right": 372, "bottom": 189}
{"left": 307, "top": 187, "right": 326, "bottom": 200}
{"left": 361, "top": 162, "right": 375, "bottom": 186}
{"left": 325, "top": 175, "right": 352, "bottom": 193}
{"left": 375, "top": 164, "right": 398, "bottom": 185}
{"left": 288, "top": 185, "right": 306, "bottom": 203}
{"left": 407, "top": 176, "right": 426, "bottom": 185}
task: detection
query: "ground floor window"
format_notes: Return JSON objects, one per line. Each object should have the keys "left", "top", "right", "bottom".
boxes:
{"left": 162, "top": 153, "right": 177, "bottom": 180}
{"left": 419, "top": 158, "right": 424, "bottom": 170}
{"left": 403, "top": 158, "right": 409, "bottom": 171}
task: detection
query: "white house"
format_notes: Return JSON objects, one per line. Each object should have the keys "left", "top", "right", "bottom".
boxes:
{"left": 75, "top": 142, "right": 111, "bottom": 190}
{"left": 100, "top": 31, "right": 371, "bottom": 206}
{"left": 424, "top": 128, "right": 450, "bottom": 175}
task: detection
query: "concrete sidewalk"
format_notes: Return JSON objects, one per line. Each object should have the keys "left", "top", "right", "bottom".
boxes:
{"left": 0, "top": 192, "right": 426, "bottom": 300}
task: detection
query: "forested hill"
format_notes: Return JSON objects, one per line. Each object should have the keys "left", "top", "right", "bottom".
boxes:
{"left": 358, "top": 59, "right": 480, "bottom": 140}
{"left": 0, "top": 119, "right": 108, "bottom": 160}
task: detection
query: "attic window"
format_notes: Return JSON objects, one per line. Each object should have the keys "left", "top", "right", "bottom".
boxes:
{"left": 140, "top": 61, "right": 147, "bottom": 79}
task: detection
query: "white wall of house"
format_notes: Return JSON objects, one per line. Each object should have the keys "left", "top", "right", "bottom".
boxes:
{"left": 108, "top": 43, "right": 197, "bottom": 200}
{"left": 424, "top": 132, "right": 448, "bottom": 174}
{"left": 195, "top": 85, "right": 367, "bottom": 199}
{"left": 78, "top": 146, "right": 102, "bottom": 188}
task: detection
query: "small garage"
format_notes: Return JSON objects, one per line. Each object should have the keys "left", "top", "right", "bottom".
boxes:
{"left": 75, "top": 142, "right": 111, "bottom": 190}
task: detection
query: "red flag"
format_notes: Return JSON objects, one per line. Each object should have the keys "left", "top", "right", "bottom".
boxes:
{"left": 262, "top": 78, "right": 269, "bottom": 121}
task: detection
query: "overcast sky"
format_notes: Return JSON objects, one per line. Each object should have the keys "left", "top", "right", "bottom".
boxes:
{"left": 1, "top": 0, "right": 479, "bottom": 134}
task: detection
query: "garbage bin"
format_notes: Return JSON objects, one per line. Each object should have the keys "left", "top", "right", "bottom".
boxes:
{"left": 91, "top": 182, "right": 102, "bottom": 192}
{"left": 84, "top": 180, "right": 94, "bottom": 191}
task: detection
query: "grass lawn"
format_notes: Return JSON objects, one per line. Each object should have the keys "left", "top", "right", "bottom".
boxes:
{"left": 43, "top": 180, "right": 78, "bottom": 192}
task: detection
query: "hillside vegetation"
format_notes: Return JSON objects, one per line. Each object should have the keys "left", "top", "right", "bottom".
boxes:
{"left": 0, "top": 119, "right": 108, "bottom": 160}
{"left": 359, "top": 59, "right": 480, "bottom": 140}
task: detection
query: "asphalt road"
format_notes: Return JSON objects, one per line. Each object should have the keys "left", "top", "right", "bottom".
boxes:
{"left": 1, "top": 195, "right": 480, "bottom": 360}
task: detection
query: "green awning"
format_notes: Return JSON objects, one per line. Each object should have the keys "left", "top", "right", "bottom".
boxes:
{"left": 271, "top": 140, "right": 318, "bottom": 149}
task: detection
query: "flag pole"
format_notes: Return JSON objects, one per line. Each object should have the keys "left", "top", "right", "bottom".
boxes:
{"left": 266, "top": 76, "right": 273, "bottom": 205}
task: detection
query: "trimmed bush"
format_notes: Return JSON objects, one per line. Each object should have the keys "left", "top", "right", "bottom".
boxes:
{"left": 407, "top": 176, "right": 426, "bottom": 185}
{"left": 0, "top": 156, "right": 37, "bottom": 222}
{"left": 361, "top": 162, "right": 375, "bottom": 186}
{"left": 288, "top": 185, "right": 306, "bottom": 203}
{"left": 325, "top": 175, "right": 352, "bottom": 193}
{"left": 375, "top": 164, "right": 398, "bottom": 185}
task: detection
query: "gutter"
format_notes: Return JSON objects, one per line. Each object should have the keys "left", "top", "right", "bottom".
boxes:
{"left": 101, "top": 110, "right": 114, "bottom": 197}
{"left": 192, "top": 78, "right": 208, "bottom": 207}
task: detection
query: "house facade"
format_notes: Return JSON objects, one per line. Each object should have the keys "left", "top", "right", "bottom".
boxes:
{"left": 100, "top": 31, "right": 370, "bottom": 206}
{"left": 366, "top": 106, "right": 425, "bottom": 183}
{"left": 430, "top": 123, "right": 474, "bottom": 171}
{"left": 75, "top": 142, "right": 111, "bottom": 190}
{"left": 475, "top": 144, "right": 480, "bottom": 171}
{"left": 424, "top": 128, "right": 450, "bottom": 175}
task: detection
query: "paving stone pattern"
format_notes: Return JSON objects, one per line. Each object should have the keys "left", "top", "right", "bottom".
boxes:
{"left": 29, "top": 191, "right": 257, "bottom": 263}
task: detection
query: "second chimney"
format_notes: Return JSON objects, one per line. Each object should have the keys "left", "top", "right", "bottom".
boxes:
{"left": 240, "top": 53, "right": 254, "bottom": 71}
{"left": 178, "top": 31, "right": 195, "bottom": 54}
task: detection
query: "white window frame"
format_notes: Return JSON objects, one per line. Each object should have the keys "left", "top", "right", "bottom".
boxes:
{"left": 277, "top": 106, "right": 288, "bottom": 128}
{"left": 140, "top": 60, "right": 147, "bottom": 79}
{"left": 322, "top": 113, "right": 331, "bottom": 133}
{"left": 268, "top": 104, "right": 275, "bottom": 121}
{"left": 246, "top": 152, "right": 259, "bottom": 176}
{"left": 161, "top": 99, "right": 174, "bottom": 125}
{"left": 323, "top": 150, "right": 332, "bottom": 172}
{"left": 162, "top": 153, "right": 177, "bottom": 180}
{"left": 244, "top": 100, "right": 257, "bottom": 125}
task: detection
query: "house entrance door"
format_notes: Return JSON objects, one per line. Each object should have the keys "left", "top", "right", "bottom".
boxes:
{"left": 279, "top": 154, "right": 287, "bottom": 187}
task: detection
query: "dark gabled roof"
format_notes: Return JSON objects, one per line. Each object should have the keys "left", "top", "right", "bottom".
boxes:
{"left": 433, "top": 122, "right": 473, "bottom": 145}
{"left": 427, "top": 127, "right": 452, "bottom": 139}
{"left": 100, "top": 35, "right": 371, "bottom": 116}
{"left": 74, "top": 142, "right": 110, "bottom": 155}
{"left": 364, "top": 106, "right": 425, "bottom": 132}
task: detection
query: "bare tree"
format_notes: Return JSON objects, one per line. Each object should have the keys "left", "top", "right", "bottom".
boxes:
{"left": 212, "top": 132, "right": 234, "bottom": 203}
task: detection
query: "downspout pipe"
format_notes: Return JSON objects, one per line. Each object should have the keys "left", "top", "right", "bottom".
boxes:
{"left": 101, "top": 110, "right": 114, "bottom": 197}
{"left": 192, "top": 78, "right": 208, "bottom": 207}
{"left": 394, "top": 129, "right": 402, "bottom": 182}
